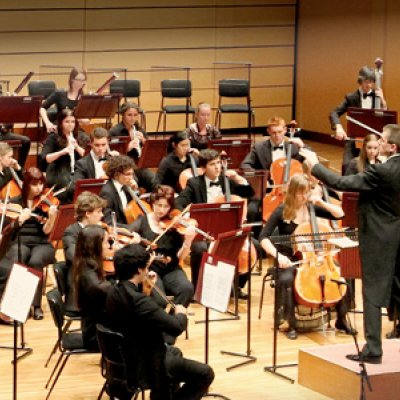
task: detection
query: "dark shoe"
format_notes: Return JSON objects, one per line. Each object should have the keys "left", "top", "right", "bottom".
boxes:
{"left": 385, "top": 324, "right": 400, "bottom": 339}
{"left": 335, "top": 320, "right": 357, "bottom": 335}
{"left": 286, "top": 329, "right": 298, "bottom": 340}
{"left": 33, "top": 307, "right": 44, "bottom": 320}
{"left": 346, "top": 353, "right": 382, "bottom": 364}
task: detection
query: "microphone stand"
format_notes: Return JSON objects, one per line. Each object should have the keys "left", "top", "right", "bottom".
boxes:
{"left": 331, "top": 279, "right": 372, "bottom": 400}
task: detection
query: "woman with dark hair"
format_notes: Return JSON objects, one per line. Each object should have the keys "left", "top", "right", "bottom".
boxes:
{"left": 155, "top": 131, "right": 197, "bottom": 193}
{"left": 39, "top": 67, "right": 87, "bottom": 133}
{"left": 40, "top": 109, "right": 88, "bottom": 203}
{"left": 0, "top": 167, "right": 58, "bottom": 320}
{"left": 130, "top": 185, "right": 194, "bottom": 310}
{"left": 73, "top": 224, "right": 112, "bottom": 351}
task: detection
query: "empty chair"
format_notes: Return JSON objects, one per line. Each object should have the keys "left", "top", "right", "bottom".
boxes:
{"left": 109, "top": 79, "right": 146, "bottom": 130}
{"left": 96, "top": 323, "right": 146, "bottom": 400}
{"left": 156, "top": 79, "right": 195, "bottom": 132}
{"left": 215, "top": 79, "right": 255, "bottom": 139}
{"left": 28, "top": 80, "right": 58, "bottom": 124}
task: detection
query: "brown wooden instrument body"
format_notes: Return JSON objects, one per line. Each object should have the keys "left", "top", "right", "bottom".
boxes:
{"left": 293, "top": 210, "right": 346, "bottom": 309}
{"left": 237, "top": 237, "right": 257, "bottom": 274}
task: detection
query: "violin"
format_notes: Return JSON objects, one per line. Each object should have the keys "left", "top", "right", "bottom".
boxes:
{"left": 0, "top": 202, "right": 47, "bottom": 223}
{"left": 262, "top": 121, "right": 303, "bottom": 222}
{"left": 31, "top": 186, "right": 64, "bottom": 213}
{"left": 293, "top": 203, "right": 346, "bottom": 308}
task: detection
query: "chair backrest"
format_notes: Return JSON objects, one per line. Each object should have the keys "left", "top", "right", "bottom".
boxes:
{"left": 53, "top": 261, "right": 68, "bottom": 297}
{"left": 96, "top": 324, "right": 132, "bottom": 390}
{"left": 161, "top": 79, "right": 192, "bottom": 98}
{"left": 46, "top": 288, "right": 65, "bottom": 337}
{"left": 28, "top": 80, "right": 56, "bottom": 98}
{"left": 110, "top": 80, "right": 141, "bottom": 99}
{"left": 219, "top": 79, "right": 249, "bottom": 98}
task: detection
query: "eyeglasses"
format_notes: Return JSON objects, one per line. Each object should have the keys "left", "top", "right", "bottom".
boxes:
{"left": 74, "top": 78, "right": 86, "bottom": 82}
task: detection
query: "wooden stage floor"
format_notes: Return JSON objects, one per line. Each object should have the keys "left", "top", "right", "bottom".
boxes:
{"left": 1, "top": 140, "right": 398, "bottom": 400}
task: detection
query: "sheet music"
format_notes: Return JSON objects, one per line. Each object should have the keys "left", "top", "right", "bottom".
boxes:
{"left": 328, "top": 236, "right": 359, "bottom": 249}
{"left": 201, "top": 261, "right": 235, "bottom": 313}
{"left": 0, "top": 263, "right": 40, "bottom": 323}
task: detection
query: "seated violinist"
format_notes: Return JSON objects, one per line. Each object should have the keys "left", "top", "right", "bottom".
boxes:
{"left": 129, "top": 185, "right": 194, "bottom": 311}
{"left": 259, "top": 174, "right": 354, "bottom": 340}
{"left": 73, "top": 127, "right": 116, "bottom": 182}
{"left": 175, "top": 148, "right": 254, "bottom": 293}
{"left": 0, "top": 142, "right": 22, "bottom": 193}
{"left": 0, "top": 167, "right": 58, "bottom": 320}
{"left": 100, "top": 155, "right": 140, "bottom": 227}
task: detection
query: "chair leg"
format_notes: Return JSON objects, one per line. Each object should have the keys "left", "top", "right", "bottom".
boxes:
{"left": 163, "top": 112, "right": 167, "bottom": 134}
{"left": 45, "top": 352, "right": 64, "bottom": 388}
{"left": 156, "top": 111, "right": 163, "bottom": 132}
{"left": 44, "top": 339, "right": 60, "bottom": 368}
{"left": 97, "top": 382, "right": 106, "bottom": 400}
{"left": 45, "top": 354, "right": 70, "bottom": 400}
{"left": 258, "top": 273, "right": 272, "bottom": 319}
{"left": 42, "top": 266, "right": 48, "bottom": 296}
{"left": 215, "top": 111, "right": 221, "bottom": 130}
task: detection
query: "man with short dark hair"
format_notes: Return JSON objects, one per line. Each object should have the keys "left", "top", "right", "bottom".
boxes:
{"left": 301, "top": 124, "right": 400, "bottom": 364}
{"left": 106, "top": 244, "right": 214, "bottom": 400}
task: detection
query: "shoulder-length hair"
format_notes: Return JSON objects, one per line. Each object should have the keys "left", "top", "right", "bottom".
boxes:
{"left": 56, "top": 109, "right": 79, "bottom": 148}
{"left": 356, "top": 134, "right": 380, "bottom": 172}
{"left": 282, "top": 174, "right": 310, "bottom": 222}
{"left": 21, "top": 167, "right": 46, "bottom": 207}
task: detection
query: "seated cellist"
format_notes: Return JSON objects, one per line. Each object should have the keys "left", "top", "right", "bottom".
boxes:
{"left": 259, "top": 174, "right": 354, "bottom": 340}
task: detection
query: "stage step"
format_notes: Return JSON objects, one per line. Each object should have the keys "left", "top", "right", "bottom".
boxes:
{"left": 298, "top": 340, "right": 400, "bottom": 400}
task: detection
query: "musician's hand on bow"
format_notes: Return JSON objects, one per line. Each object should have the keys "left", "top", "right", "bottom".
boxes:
{"left": 18, "top": 208, "right": 31, "bottom": 224}
{"left": 277, "top": 253, "right": 292, "bottom": 269}
{"left": 334, "top": 125, "right": 348, "bottom": 141}
{"left": 300, "top": 148, "right": 320, "bottom": 169}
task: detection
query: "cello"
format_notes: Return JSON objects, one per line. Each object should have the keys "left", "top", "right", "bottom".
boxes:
{"left": 262, "top": 121, "right": 303, "bottom": 222}
{"left": 293, "top": 203, "right": 346, "bottom": 309}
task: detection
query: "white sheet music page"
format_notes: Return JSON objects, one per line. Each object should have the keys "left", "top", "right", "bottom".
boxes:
{"left": 201, "top": 261, "right": 235, "bottom": 313}
{"left": 0, "top": 263, "right": 40, "bottom": 323}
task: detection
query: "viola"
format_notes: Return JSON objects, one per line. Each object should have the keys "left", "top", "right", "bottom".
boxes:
{"left": 293, "top": 203, "right": 346, "bottom": 309}
{"left": 262, "top": 121, "right": 303, "bottom": 222}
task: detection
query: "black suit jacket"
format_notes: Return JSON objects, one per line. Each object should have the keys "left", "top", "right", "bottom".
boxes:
{"left": 73, "top": 154, "right": 97, "bottom": 181}
{"left": 329, "top": 89, "right": 377, "bottom": 129}
{"left": 312, "top": 156, "right": 400, "bottom": 307}
{"left": 106, "top": 280, "right": 187, "bottom": 392}
{"left": 175, "top": 174, "right": 254, "bottom": 210}
{"left": 62, "top": 222, "right": 83, "bottom": 268}
{"left": 240, "top": 139, "right": 302, "bottom": 171}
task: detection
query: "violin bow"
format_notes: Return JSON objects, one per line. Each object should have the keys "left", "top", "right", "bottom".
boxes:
{"left": 0, "top": 184, "right": 11, "bottom": 236}
{"left": 148, "top": 204, "right": 192, "bottom": 249}
{"left": 31, "top": 185, "right": 56, "bottom": 211}
{"left": 345, "top": 116, "right": 383, "bottom": 138}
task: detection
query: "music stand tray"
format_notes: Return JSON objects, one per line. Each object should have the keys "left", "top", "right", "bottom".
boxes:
{"left": 73, "top": 178, "right": 108, "bottom": 202}
{"left": 0, "top": 96, "right": 43, "bottom": 125}
{"left": 347, "top": 107, "right": 397, "bottom": 139}
{"left": 48, "top": 204, "right": 76, "bottom": 245}
{"left": 109, "top": 136, "right": 130, "bottom": 155}
{"left": 136, "top": 139, "right": 169, "bottom": 169}
{"left": 208, "top": 139, "right": 251, "bottom": 169}
{"left": 74, "top": 94, "right": 121, "bottom": 120}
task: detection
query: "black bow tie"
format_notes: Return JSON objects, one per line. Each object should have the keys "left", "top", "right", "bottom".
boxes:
{"left": 363, "top": 92, "right": 373, "bottom": 99}
{"left": 98, "top": 156, "right": 108, "bottom": 162}
{"left": 273, "top": 145, "right": 284, "bottom": 151}
{"left": 209, "top": 181, "right": 220, "bottom": 187}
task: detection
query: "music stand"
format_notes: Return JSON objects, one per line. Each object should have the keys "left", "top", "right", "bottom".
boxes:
{"left": 208, "top": 139, "right": 251, "bottom": 169}
{"left": 73, "top": 178, "right": 108, "bottom": 202}
{"left": 74, "top": 94, "right": 121, "bottom": 128}
{"left": 347, "top": 107, "right": 397, "bottom": 139}
{"left": 189, "top": 201, "right": 244, "bottom": 240}
{"left": 136, "top": 139, "right": 169, "bottom": 169}
{"left": 210, "top": 227, "right": 258, "bottom": 371}
{"left": 48, "top": 204, "right": 75, "bottom": 248}
{"left": 108, "top": 136, "right": 130, "bottom": 155}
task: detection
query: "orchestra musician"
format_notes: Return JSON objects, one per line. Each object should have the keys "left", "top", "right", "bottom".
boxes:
{"left": 109, "top": 102, "right": 155, "bottom": 193}
{"left": 0, "top": 127, "right": 31, "bottom": 170}
{"left": 106, "top": 243, "right": 214, "bottom": 400}
{"left": 0, "top": 167, "right": 58, "bottom": 320}
{"left": 155, "top": 131, "right": 197, "bottom": 193}
{"left": 185, "top": 102, "right": 221, "bottom": 151}
{"left": 39, "top": 67, "right": 87, "bottom": 133}
{"left": 72, "top": 224, "right": 112, "bottom": 351}
{"left": 129, "top": 185, "right": 195, "bottom": 310}
{"left": 329, "top": 65, "right": 388, "bottom": 172}
{"left": 0, "top": 142, "right": 22, "bottom": 191}
{"left": 344, "top": 133, "right": 381, "bottom": 175}
{"left": 301, "top": 123, "right": 400, "bottom": 363}
{"left": 175, "top": 148, "right": 254, "bottom": 293}
{"left": 259, "top": 174, "right": 352, "bottom": 340}
{"left": 40, "top": 109, "right": 88, "bottom": 204}
{"left": 73, "top": 127, "right": 114, "bottom": 182}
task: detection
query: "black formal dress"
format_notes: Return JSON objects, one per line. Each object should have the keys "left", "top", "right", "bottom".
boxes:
{"left": 106, "top": 280, "right": 214, "bottom": 400}
{"left": 41, "top": 89, "right": 78, "bottom": 121}
{"left": 130, "top": 215, "right": 194, "bottom": 308}
{"left": 185, "top": 123, "right": 221, "bottom": 151}
{"left": 312, "top": 156, "right": 400, "bottom": 357}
